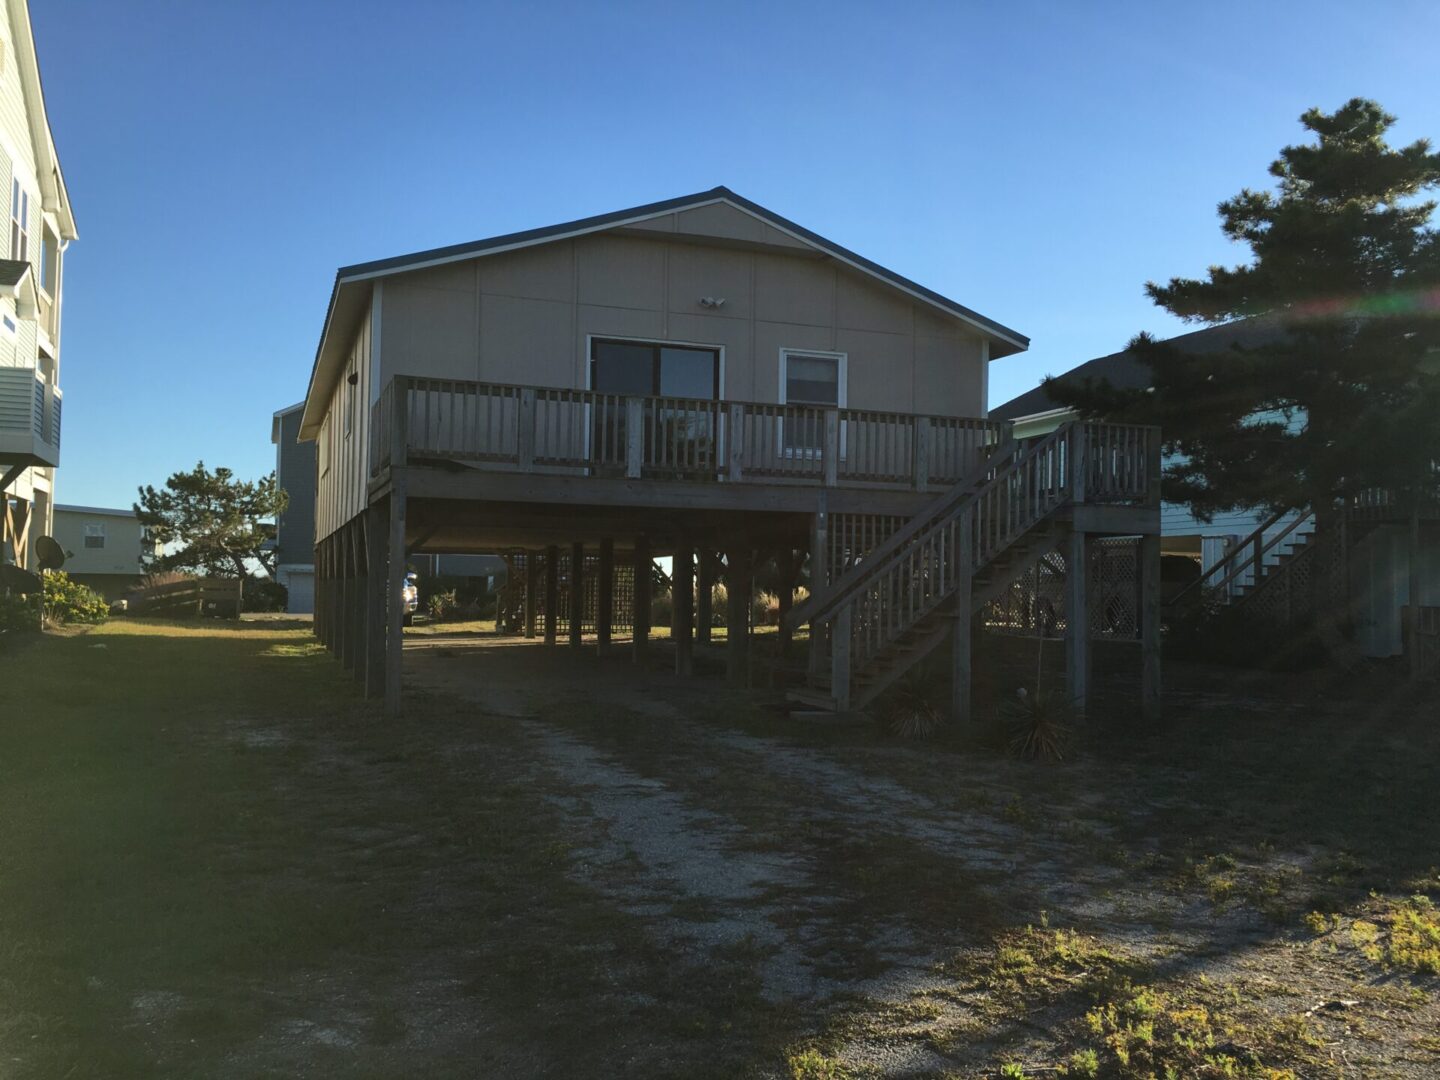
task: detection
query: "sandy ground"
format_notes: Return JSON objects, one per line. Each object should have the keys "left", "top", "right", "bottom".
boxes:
{"left": 385, "top": 634, "right": 1440, "bottom": 1077}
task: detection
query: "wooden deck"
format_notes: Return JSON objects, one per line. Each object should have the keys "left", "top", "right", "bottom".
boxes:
{"left": 325, "top": 376, "right": 1163, "bottom": 717}
{"left": 365, "top": 376, "right": 1159, "bottom": 542}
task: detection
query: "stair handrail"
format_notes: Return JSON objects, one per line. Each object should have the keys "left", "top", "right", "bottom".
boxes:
{"left": 1169, "top": 506, "right": 1312, "bottom": 607}
{"left": 785, "top": 435, "right": 1018, "bottom": 632}
{"left": 787, "top": 422, "right": 1083, "bottom": 635}
{"left": 842, "top": 422, "right": 1076, "bottom": 672}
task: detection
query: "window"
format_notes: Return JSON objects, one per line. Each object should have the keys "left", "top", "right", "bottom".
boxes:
{"left": 9, "top": 179, "right": 27, "bottom": 262}
{"left": 39, "top": 224, "right": 57, "bottom": 294}
{"left": 589, "top": 339, "right": 719, "bottom": 399}
{"left": 319, "top": 418, "right": 331, "bottom": 477}
{"left": 84, "top": 522, "right": 105, "bottom": 549}
{"left": 779, "top": 349, "right": 846, "bottom": 453}
{"left": 587, "top": 338, "right": 721, "bottom": 470}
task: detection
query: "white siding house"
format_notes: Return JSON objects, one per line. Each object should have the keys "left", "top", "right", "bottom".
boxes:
{"left": 993, "top": 322, "right": 1438, "bottom": 660}
{"left": 51, "top": 505, "right": 159, "bottom": 600}
{"left": 0, "top": 0, "right": 76, "bottom": 571}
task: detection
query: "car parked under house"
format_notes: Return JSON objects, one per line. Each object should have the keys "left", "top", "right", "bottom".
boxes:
{"left": 297, "top": 187, "right": 1163, "bottom": 716}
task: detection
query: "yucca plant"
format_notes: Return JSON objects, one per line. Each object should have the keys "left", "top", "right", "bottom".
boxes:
{"left": 884, "top": 668, "right": 947, "bottom": 740}
{"left": 1003, "top": 622, "right": 1074, "bottom": 761}
{"left": 1002, "top": 687, "right": 1073, "bottom": 761}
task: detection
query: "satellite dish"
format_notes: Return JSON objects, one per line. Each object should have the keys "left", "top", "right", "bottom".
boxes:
{"left": 36, "top": 535, "right": 65, "bottom": 571}
{"left": 0, "top": 563, "right": 43, "bottom": 595}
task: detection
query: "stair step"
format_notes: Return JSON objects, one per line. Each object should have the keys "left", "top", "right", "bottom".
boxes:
{"left": 786, "top": 688, "right": 840, "bottom": 712}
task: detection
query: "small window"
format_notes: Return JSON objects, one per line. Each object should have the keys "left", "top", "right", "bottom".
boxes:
{"left": 84, "top": 522, "right": 105, "bottom": 549}
{"left": 10, "top": 179, "right": 27, "bottom": 262}
{"left": 319, "top": 418, "right": 331, "bottom": 476}
{"left": 779, "top": 349, "right": 846, "bottom": 453}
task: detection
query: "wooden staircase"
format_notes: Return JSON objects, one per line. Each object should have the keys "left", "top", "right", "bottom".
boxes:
{"left": 785, "top": 421, "right": 1143, "bottom": 715}
{"left": 1168, "top": 507, "right": 1318, "bottom": 616}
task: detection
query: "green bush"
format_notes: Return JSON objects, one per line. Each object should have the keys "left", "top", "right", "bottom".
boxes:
{"left": 0, "top": 590, "right": 40, "bottom": 633}
{"left": 427, "top": 589, "right": 459, "bottom": 621}
{"left": 42, "top": 571, "right": 110, "bottom": 626}
{"left": 243, "top": 576, "right": 288, "bottom": 613}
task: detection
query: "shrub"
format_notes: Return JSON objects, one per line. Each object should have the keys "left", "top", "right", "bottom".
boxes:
{"left": 0, "top": 590, "right": 39, "bottom": 633}
{"left": 41, "top": 571, "right": 109, "bottom": 626}
{"left": 427, "top": 589, "right": 459, "bottom": 621}
{"left": 1001, "top": 687, "right": 1073, "bottom": 761}
{"left": 709, "top": 582, "right": 728, "bottom": 624}
{"left": 884, "top": 668, "right": 948, "bottom": 740}
{"left": 243, "top": 576, "right": 288, "bottom": 613}
{"left": 1376, "top": 895, "right": 1440, "bottom": 974}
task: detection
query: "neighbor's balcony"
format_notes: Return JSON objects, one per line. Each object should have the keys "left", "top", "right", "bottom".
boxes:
{"left": 369, "top": 376, "right": 1010, "bottom": 493}
{"left": 0, "top": 365, "right": 61, "bottom": 468}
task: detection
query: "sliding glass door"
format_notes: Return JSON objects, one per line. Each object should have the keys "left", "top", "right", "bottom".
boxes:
{"left": 590, "top": 339, "right": 720, "bottom": 476}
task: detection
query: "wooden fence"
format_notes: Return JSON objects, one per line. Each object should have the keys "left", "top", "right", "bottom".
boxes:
{"left": 126, "top": 577, "right": 243, "bottom": 619}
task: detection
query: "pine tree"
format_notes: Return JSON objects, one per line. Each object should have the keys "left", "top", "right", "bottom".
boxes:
{"left": 1047, "top": 99, "right": 1440, "bottom": 520}
{"left": 134, "top": 462, "right": 287, "bottom": 579}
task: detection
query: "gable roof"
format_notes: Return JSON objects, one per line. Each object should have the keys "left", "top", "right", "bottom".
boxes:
{"left": 300, "top": 186, "right": 1029, "bottom": 437}
{"left": 991, "top": 319, "right": 1287, "bottom": 421}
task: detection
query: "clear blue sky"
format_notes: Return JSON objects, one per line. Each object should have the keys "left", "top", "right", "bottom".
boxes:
{"left": 33, "top": 0, "right": 1440, "bottom": 509}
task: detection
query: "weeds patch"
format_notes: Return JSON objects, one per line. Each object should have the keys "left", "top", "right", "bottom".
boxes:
{"left": 942, "top": 926, "right": 1327, "bottom": 1078}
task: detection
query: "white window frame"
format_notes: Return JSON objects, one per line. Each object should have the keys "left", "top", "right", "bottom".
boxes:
{"left": 84, "top": 522, "right": 106, "bottom": 549}
{"left": 778, "top": 348, "right": 847, "bottom": 458}
{"left": 9, "top": 179, "right": 27, "bottom": 263}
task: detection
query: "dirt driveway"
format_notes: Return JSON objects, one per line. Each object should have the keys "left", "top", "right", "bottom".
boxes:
{"left": 394, "top": 634, "right": 1440, "bottom": 1078}
{"left": 18, "top": 622, "right": 1433, "bottom": 1079}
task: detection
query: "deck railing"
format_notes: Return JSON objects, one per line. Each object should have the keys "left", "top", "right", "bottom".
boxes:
{"left": 369, "top": 376, "right": 1008, "bottom": 491}
{"left": 0, "top": 365, "right": 61, "bottom": 466}
{"left": 783, "top": 419, "right": 1159, "bottom": 705}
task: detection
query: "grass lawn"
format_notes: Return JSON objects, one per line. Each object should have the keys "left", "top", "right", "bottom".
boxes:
{"left": 2, "top": 619, "right": 1437, "bottom": 1078}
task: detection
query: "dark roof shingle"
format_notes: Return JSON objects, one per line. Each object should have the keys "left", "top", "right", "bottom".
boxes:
{"left": 991, "top": 319, "right": 1285, "bottom": 420}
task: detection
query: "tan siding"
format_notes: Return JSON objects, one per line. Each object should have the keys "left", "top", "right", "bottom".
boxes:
{"left": 356, "top": 231, "right": 993, "bottom": 461}
{"left": 840, "top": 328, "right": 913, "bottom": 412}
{"left": 479, "top": 295, "right": 576, "bottom": 385}
{"left": 753, "top": 253, "right": 835, "bottom": 327}
{"left": 575, "top": 235, "right": 665, "bottom": 311}
{"left": 315, "top": 298, "right": 372, "bottom": 541}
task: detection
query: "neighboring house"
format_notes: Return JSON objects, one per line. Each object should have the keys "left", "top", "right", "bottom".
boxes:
{"left": 0, "top": 0, "right": 77, "bottom": 572}
{"left": 413, "top": 553, "right": 508, "bottom": 589}
{"left": 271, "top": 401, "right": 317, "bottom": 613}
{"left": 298, "top": 187, "right": 1162, "bottom": 715}
{"left": 993, "top": 321, "right": 1439, "bottom": 661}
{"left": 51, "top": 504, "right": 159, "bottom": 600}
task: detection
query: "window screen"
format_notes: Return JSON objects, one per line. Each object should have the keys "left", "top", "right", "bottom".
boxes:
{"left": 784, "top": 353, "right": 840, "bottom": 407}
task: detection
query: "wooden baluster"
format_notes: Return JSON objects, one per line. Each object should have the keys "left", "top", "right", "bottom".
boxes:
{"left": 727, "top": 403, "right": 745, "bottom": 482}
